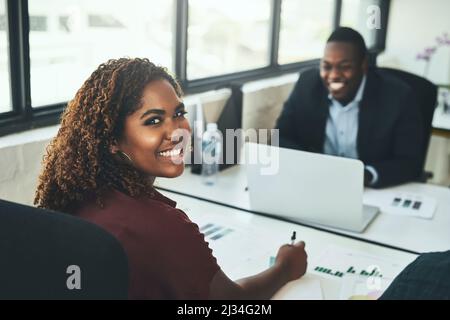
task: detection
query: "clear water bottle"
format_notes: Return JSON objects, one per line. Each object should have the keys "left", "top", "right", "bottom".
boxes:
{"left": 201, "top": 123, "right": 222, "bottom": 185}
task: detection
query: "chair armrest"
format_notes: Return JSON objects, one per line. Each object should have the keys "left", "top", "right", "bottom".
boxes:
{"left": 417, "top": 171, "right": 434, "bottom": 183}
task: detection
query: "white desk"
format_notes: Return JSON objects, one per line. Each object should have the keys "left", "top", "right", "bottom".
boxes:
{"left": 160, "top": 190, "right": 417, "bottom": 300}
{"left": 432, "top": 105, "right": 450, "bottom": 131}
{"left": 155, "top": 165, "right": 450, "bottom": 254}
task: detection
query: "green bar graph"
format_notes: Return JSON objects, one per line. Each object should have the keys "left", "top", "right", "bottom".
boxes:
{"left": 314, "top": 265, "right": 383, "bottom": 278}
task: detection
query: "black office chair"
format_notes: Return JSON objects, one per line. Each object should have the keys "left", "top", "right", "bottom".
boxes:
{"left": 377, "top": 67, "right": 438, "bottom": 182}
{"left": 0, "top": 199, "right": 129, "bottom": 299}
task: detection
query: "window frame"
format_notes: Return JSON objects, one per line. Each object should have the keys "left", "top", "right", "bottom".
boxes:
{"left": 0, "top": 0, "right": 390, "bottom": 137}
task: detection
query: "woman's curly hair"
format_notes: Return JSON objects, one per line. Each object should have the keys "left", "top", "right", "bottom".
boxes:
{"left": 34, "top": 57, "right": 183, "bottom": 213}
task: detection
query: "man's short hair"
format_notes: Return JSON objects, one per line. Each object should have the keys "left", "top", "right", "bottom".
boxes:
{"left": 326, "top": 27, "right": 368, "bottom": 61}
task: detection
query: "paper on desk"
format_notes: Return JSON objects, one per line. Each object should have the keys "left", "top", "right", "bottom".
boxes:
{"left": 432, "top": 105, "right": 450, "bottom": 130}
{"left": 312, "top": 245, "right": 407, "bottom": 279}
{"left": 363, "top": 189, "right": 437, "bottom": 219}
{"left": 311, "top": 245, "right": 407, "bottom": 296}
{"left": 184, "top": 210, "right": 279, "bottom": 279}
{"left": 272, "top": 275, "right": 323, "bottom": 300}
{"left": 340, "top": 274, "right": 392, "bottom": 300}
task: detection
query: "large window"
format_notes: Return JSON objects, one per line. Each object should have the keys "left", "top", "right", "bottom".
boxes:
{"left": 340, "top": 0, "right": 381, "bottom": 49}
{"left": 28, "top": 0, "right": 174, "bottom": 107}
{"left": 0, "top": 0, "right": 390, "bottom": 136}
{"left": 0, "top": 0, "right": 11, "bottom": 113}
{"left": 278, "top": 0, "right": 335, "bottom": 65}
{"left": 187, "top": 0, "right": 271, "bottom": 80}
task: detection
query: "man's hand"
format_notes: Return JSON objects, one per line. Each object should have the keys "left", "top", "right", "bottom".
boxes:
{"left": 364, "top": 168, "right": 374, "bottom": 186}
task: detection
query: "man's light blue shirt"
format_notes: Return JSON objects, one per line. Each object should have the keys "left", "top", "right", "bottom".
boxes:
{"left": 323, "top": 76, "right": 378, "bottom": 184}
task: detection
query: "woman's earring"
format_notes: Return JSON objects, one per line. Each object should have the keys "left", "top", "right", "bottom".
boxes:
{"left": 119, "top": 151, "right": 133, "bottom": 163}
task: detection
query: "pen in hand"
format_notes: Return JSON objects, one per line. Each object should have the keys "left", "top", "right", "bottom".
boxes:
{"left": 291, "top": 231, "right": 296, "bottom": 245}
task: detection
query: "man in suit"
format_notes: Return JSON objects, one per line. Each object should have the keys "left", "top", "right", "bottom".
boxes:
{"left": 276, "top": 27, "right": 423, "bottom": 188}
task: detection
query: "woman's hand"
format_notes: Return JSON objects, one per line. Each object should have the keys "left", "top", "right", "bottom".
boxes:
{"left": 209, "top": 240, "right": 308, "bottom": 299}
{"left": 275, "top": 241, "right": 308, "bottom": 282}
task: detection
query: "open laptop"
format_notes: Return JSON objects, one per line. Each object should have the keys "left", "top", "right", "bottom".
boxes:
{"left": 244, "top": 142, "right": 379, "bottom": 233}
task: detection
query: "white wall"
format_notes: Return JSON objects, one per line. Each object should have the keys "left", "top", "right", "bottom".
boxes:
{"left": 377, "top": 0, "right": 450, "bottom": 184}
{"left": 378, "top": 0, "right": 450, "bottom": 85}
{"left": 242, "top": 73, "right": 298, "bottom": 132}
{"left": 0, "top": 127, "right": 57, "bottom": 205}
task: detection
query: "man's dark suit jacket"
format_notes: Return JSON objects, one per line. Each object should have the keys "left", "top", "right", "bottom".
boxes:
{"left": 275, "top": 68, "right": 424, "bottom": 188}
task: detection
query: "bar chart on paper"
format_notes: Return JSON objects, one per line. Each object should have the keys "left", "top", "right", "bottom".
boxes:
{"left": 185, "top": 211, "right": 277, "bottom": 279}
{"left": 200, "top": 223, "right": 234, "bottom": 241}
{"left": 312, "top": 246, "right": 405, "bottom": 280}
{"left": 314, "top": 264, "right": 384, "bottom": 278}
{"left": 311, "top": 245, "right": 414, "bottom": 300}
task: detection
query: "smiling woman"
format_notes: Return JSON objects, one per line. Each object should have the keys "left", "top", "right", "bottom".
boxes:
{"left": 34, "top": 57, "right": 308, "bottom": 300}
{"left": 34, "top": 58, "right": 186, "bottom": 212}
{"left": 110, "top": 80, "right": 190, "bottom": 180}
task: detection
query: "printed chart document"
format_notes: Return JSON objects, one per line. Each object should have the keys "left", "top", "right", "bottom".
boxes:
{"left": 181, "top": 207, "right": 277, "bottom": 279}
{"left": 312, "top": 245, "right": 409, "bottom": 300}
{"left": 364, "top": 189, "right": 437, "bottom": 219}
